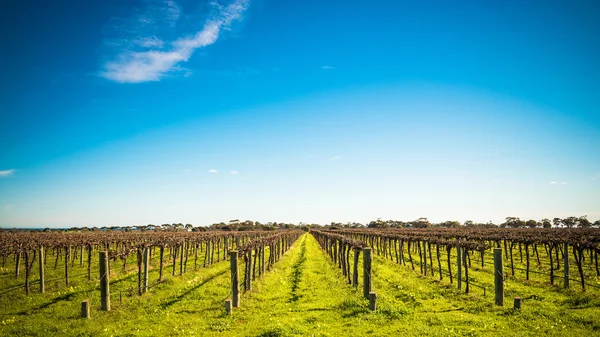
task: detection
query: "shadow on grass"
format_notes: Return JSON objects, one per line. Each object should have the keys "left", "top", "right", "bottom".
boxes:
{"left": 8, "top": 289, "right": 90, "bottom": 316}
{"left": 288, "top": 237, "right": 307, "bottom": 303}
{"left": 161, "top": 270, "right": 227, "bottom": 308}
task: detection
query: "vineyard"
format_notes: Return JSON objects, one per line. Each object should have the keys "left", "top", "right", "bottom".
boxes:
{"left": 1, "top": 228, "right": 600, "bottom": 336}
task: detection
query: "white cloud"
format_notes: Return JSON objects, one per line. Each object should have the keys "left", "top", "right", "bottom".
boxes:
{"left": 229, "top": 170, "right": 239, "bottom": 174}
{"left": 321, "top": 66, "right": 335, "bottom": 70}
{"left": 549, "top": 181, "right": 567, "bottom": 185}
{"left": 0, "top": 169, "right": 15, "bottom": 177}
{"left": 329, "top": 156, "right": 342, "bottom": 161}
{"left": 135, "top": 36, "right": 165, "bottom": 48}
{"left": 549, "top": 181, "right": 558, "bottom": 184}
{"left": 100, "top": 0, "right": 249, "bottom": 83}
{"left": 182, "top": 168, "right": 191, "bottom": 172}
{"left": 593, "top": 172, "right": 600, "bottom": 180}
{"left": 208, "top": 169, "right": 219, "bottom": 174}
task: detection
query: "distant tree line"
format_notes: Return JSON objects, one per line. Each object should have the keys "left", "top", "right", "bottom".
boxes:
{"left": 364, "top": 216, "right": 599, "bottom": 229}
{"left": 4, "top": 215, "right": 597, "bottom": 233}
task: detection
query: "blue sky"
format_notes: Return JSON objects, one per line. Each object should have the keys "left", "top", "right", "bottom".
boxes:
{"left": 1, "top": 0, "right": 599, "bottom": 227}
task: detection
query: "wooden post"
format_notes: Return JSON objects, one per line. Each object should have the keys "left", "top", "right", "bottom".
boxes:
{"left": 514, "top": 297, "right": 521, "bottom": 309}
{"left": 261, "top": 246, "right": 266, "bottom": 275}
{"left": 39, "top": 246, "right": 45, "bottom": 294}
{"left": 352, "top": 248, "right": 359, "bottom": 287}
{"left": 179, "top": 243, "right": 184, "bottom": 275}
{"left": 423, "top": 241, "right": 427, "bottom": 276}
{"left": 230, "top": 251, "right": 239, "bottom": 307}
{"left": 494, "top": 248, "right": 503, "bottom": 306}
{"left": 564, "top": 242, "right": 569, "bottom": 289}
{"left": 457, "top": 247, "right": 462, "bottom": 291}
{"left": 225, "top": 299, "right": 232, "bottom": 314}
{"left": 368, "top": 292, "right": 377, "bottom": 311}
{"left": 246, "top": 251, "right": 252, "bottom": 291}
{"left": 99, "top": 251, "right": 110, "bottom": 311}
{"left": 363, "top": 248, "right": 372, "bottom": 299}
{"left": 65, "top": 247, "right": 70, "bottom": 286}
{"left": 81, "top": 300, "right": 90, "bottom": 319}
{"left": 143, "top": 247, "right": 150, "bottom": 293}
{"left": 15, "top": 251, "right": 21, "bottom": 278}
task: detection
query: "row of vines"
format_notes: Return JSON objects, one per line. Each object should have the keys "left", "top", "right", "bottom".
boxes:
{"left": 333, "top": 228, "right": 600, "bottom": 291}
{"left": 0, "top": 231, "right": 291, "bottom": 297}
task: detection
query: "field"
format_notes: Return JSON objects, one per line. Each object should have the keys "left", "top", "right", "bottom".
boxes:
{"left": 1, "top": 230, "right": 600, "bottom": 336}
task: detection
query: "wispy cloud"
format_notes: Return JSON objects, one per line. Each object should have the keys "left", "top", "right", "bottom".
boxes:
{"left": 208, "top": 169, "right": 219, "bottom": 174}
{"left": 593, "top": 172, "right": 600, "bottom": 180}
{"left": 0, "top": 169, "right": 15, "bottom": 177}
{"left": 100, "top": 0, "right": 250, "bottom": 83}
{"left": 329, "top": 155, "right": 342, "bottom": 161}
{"left": 549, "top": 181, "right": 567, "bottom": 185}
{"left": 182, "top": 168, "right": 192, "bottom": 172}
{"left": 229, "top": 170, "right": 239, "bottom": 174}
{"left": 321, "top": 65, "right": 335, "bottom": 70}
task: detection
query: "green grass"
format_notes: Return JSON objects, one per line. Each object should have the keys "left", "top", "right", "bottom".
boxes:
{"left": 1, "top": 234, "right": 599, "bottom": 336}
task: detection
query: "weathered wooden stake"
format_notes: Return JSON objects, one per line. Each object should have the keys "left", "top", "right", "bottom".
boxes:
{"left": 423, "top": 241, "right": 427, "bottom": 276}
{"left": 225, "top": 299, "right": 232, "bottom": 314}
{"left": 514, "top": 296, "right": 521, "bottom": 309}
{"left": 363, "top": 247, "right": 372, "bottom": 299}
{"left": 39, "top": 246, "right": 45, "bottom": 294}
{"left": 457, "top": 247, "right": 462, "bottom": 291}
{"left": 564, "top": 242, "right": 569, "bottom": 289}
{"left": 179, "top": 243, "right": 184, "bottom": 275}
{"left": 352, "top": 248, "right": 359, "bottom": 287}
{"left": 143, "top": 247, "right": 150, "bottom": 293}
{"left": 99, "top": 251, "right": 110, "bottom": 311}
{"left": 15, "top": 251, "right": 20, "bottom": 278}
{"left": 368, "top": 292, "right": 377, "bottom": 311}
{"left": 81, "top": 300, "right": 91, "bottom": 319}
{"left": 261, "top": 246, "right": 266, "bottom": 275}
{"left": 494, "top": 248, "right": 504, "bottom": 306}
{"left": 230, "top": 251, "right": 239, "bottom": 307}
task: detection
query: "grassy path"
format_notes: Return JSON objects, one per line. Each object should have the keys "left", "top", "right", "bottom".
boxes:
{"left": 223, "top": 233, "right": 373, "bottom": 336}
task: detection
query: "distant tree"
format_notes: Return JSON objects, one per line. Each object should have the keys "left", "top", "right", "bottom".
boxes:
{"left": 593, "top": 220, "right": 600, "bottom": 228}
{"left": 552, "top": 218, "right": 562, "bottom": 228}
{"left": 464, "top": 220, "right": 475, "bottom": 227}
{"left": 368, "top": 219, "right": 388, "bottom": 228}
{"left": 438, "top": 221, "right": 461, "bottom": 228}
{"left": 562, "top": 217, "right": 578, "bottom": 228}
{"left": 412, "top": 217, "right": 431, "bottom": 228}
{"left": 503, "top": 217, "right": 524, "bottom": 228}
{"left": 576, "top": 216, "right": 590, "bottom": 228}
{"left": 525, "top": 219, "right": 538, "bottom": 228}
{"left": 540, "top": 218, "right": 552, "bottom": 228}
{"left": 484, "top": 221, "right": 498, "bottom": 228}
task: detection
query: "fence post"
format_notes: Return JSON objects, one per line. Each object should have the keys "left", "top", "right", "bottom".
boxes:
{"left": 457, "top": 247, "right": 462, "bottom": 291}
{"left": 179, "top": 243, "right": 184, "bottom": 275}
{"left": 494, "top": 248, "right": 503, "bottom": 306}
{"left": 143, "top": 247, "right": 150, "bottom": 293}
{"left": 423, "top": 241, "right": 427, "bottom": 276}
{"left": 363, "top": 247, "right": 372, "bottom": 299}
{"left": 81, "top": 300, "right": 90, "bottom": 319}
{"left": 230, "top": 251, "right": 239, "bottom": 307}
{"left": 514, "top": 296, "right": 521, "bottom": 309}
{"left": 368, "top": 292, "right": 377, "bottom": 311}
{"left": 564, "top": 242, "right": 569, "bottom": 289}
{"left": 225, "top": 299, "right": 232, "bottom": 314}
{"left": 39, "top": 246, "right": 45, "bottom": 294}
{"left": 352, "top": 248, "right": 359, "bottom": 287}
{"left": 99, "top": 251, "right": 110, "bottom": 311}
